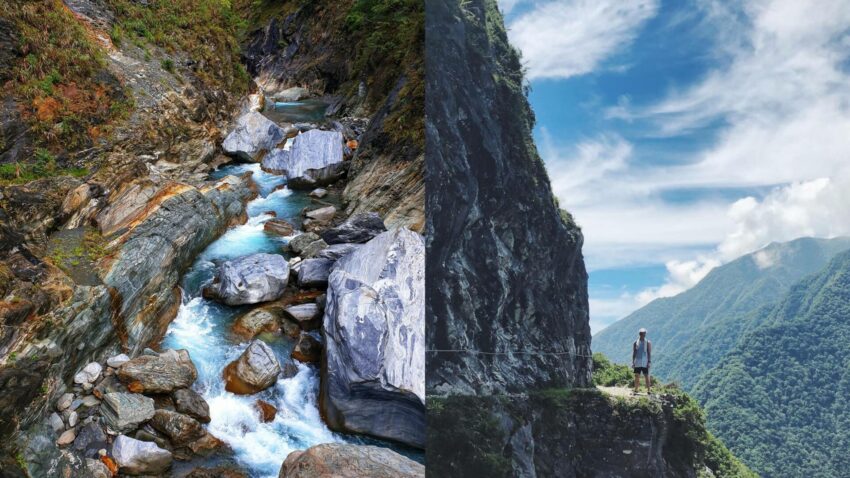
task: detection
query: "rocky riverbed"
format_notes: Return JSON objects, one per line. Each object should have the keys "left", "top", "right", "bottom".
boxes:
{"left": 16, "top": 92, "right": 424, "bottom": 477}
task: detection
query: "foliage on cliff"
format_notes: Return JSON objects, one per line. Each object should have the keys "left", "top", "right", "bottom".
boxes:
{"left": 1, "top": 0, "right": 130, "bottom": 153}
{"left": 104, "top": 0, "right": 251, "bottom": 93}
{"left": 428, "top": 387, "right": 754, "bottom": 478}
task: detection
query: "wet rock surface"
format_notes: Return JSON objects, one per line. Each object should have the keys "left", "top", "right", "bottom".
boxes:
{"left": 101, "top": 392, "right": 155, "bottom": 433}
{"left": 206, "top": 253, "right": 290, "bottom": 306}
{"left": 291, "top": 334, "right": 322, "bottom": 363}
{"left": 296, "top": 258, "right": 333, "bottom": 288}
{"left": 232, "top": 307, "right": 281, "bottom": 339}
{"left": 280, "top": 130, "right": 347, "bottom": 189}
{"left": 223, "top": 339, "right": 281, "bottom": 394}
{"left": 173, "top": 388, "right": 211, "bottom": 424}
{"left": 283, "top": 303, "right": 321, "bottom": 331}
{"left": 322, "top": 228, "right": 425, "bottom": 448}
{"left": 280, "top": 443, "right": 424, "bottom": 478}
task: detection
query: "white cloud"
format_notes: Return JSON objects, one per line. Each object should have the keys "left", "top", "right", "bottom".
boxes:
{"left": 635, "top": 257, "right": 721, "bottom": 304}
{"left": 506, "top": 0, "right": 659, "bottom": 80}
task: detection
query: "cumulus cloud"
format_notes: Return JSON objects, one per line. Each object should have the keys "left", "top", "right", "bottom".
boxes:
{"left": 505, "top": 0, "right": 659, "bottom": 80}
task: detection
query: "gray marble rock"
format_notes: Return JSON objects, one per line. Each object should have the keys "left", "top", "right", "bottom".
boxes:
{"left": 315, "top": 243, "right": 362, "bottom": 261}
{"left": 74, "top": 362, "right": 103, "bottom": 385}
{"left": 223, "top": 340, "right": 281, "bottom": 395}
{"left": 263, "top": 218, "right": 296, "bottom": 236}
{"left": 288, "top": 232, "right": 320, "bottom": 255}
{"left": 283, "top": 303, "right": 321, "bottom": 331}
{"left": 107, "top": 354, "right": 130, "bottom": 368}
{"left": 117, "top": 350, "right": 198, "bottom": 393}
{"left": 296, "top": 258, "right": 334, "bottom": 288}
{"left": 272, "top": 86, "right": 310, "bottom": 102}
{"left": 309, "top": 188, "right": 328, "bottom": 199}
{"left": 172, "top": 388, "right": 211, "bottom": 424}
{"left": 112, "top": 434, "right": 173, "bottom": 475}
{"left": 73, "top": 422, "right": 107, "bottom": 455}
{"left": 101, "top": 393, "right": 155, "bottom": 433}
{"left": 304, "top": 205, "right": 336, "bottom": 222}
{"left": 57, "top": 393, "right": 74, "bottom": 412}
{"left": 49, "top": 413, "right": 65, "bottom": 433}
{"left": 322, "top": 228, "right": 425, "bottom": 448}
{"left": 206, "top": 253, "right": 290, "bottom": 306}
{"left": 86, "top": 458, "right": 111, "bottom": 478}
{"left": 261, "top": 148, "right": 290, "bottom": 175}
{"left": 320, "top": 212, "right": 386, "bottom": 245}
{"left": 222, "top": 111, "right": 286, "bottom": 162}
{"left": 280, "top": 130, "right": 347, "bottom": 189}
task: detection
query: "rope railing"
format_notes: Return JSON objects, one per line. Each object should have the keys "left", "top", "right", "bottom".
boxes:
{"left": 426, "top": 348, "right": 595, "bottom": 358}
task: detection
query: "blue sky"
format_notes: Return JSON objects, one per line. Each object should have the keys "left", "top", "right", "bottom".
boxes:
{"left": 500, "top": 0, "right": 850, "bottom": 332}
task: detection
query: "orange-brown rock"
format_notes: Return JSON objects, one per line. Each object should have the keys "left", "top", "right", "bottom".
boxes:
{"left": 255, "top": 399, "right": 277, "bottom": 422}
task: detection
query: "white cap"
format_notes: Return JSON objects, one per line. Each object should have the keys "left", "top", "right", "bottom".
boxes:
{"left": 639, "top": 328, "right": 647, "bottom": 334}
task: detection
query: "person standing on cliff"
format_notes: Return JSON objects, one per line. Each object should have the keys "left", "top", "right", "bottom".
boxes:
{"left": 632, "top": 328, "right": 652, "bottom": 394}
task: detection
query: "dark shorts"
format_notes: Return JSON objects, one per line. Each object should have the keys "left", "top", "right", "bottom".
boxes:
{"left": 634, "top": 367, "right": 649, "bottom": 376}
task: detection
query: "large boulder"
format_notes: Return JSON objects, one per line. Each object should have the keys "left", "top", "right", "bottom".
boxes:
{"left": 279, "top": 444, "right": 424, "bottom": 478}
{"left": 232, "top": 308, "right": 280, "bottom": 339}
{"left": 321, "top": 228, "right": 425, "bottom": 448}
{"left": 297, "top": 258, "right": 334, "bottom": 288}
{"left": 111, "top": 434, "right": 173, "bottom": 475}
{"left": 173, "top": 388, "right": 211, "bottom": 424}
{"left": 117, "top": 350, "right": 198, "bottom": 393}
{"left": 263, "top": 218, "right": 295, "bottom": 236}
{"left": 222, "top": 111, "right": 286, "bottom": 162}
{"left": 320, "top": 212, "right": 386, "bottom": 245}
{"left": 223, "top": 340, "right": 281, "bottom": 394}
{"left": 272, "top": 86, "right": 310, "bottom": 102}
{"left": 149, "top": 409, "right": 205, "bottom": 446}
{"left": 261, "top": 148, "right": 290, "bottom": 175}
{"left": 101, "top": 393, "right": 156, "bottom": 433}
{"left": 315, "top": 243, "right": 361, "bottom": 261}
{"left": 205, "top": 253, "right": 289, "bottom": 306}
{"left": 277, "top": 130, "right": 347, "bottom": 189}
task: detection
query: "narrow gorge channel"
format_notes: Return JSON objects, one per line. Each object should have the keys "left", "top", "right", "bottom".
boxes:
{"left": 160, "top": 105, "right": 421, "bottom": 476}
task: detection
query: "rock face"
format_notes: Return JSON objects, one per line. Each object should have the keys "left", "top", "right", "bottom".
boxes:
{"left": 101, "top": 393, "right": 155, "bottom": 433}
{"left": 320, "top": 212, "right": 386, "bottom": 245}
{"left": 425, "top": 0, "right": 592, "bottom": 395}
{"left": 223, "top": 340, "right": 281, "bottom": 394}
{"left": 222, "top": 111, "right": 286, "bottom": 161}
{"left": 279, "top": 130, "right": 347, "bottom": 189}
{"left": 279, "top": 443, "right": 424, "bottom": 478}
{"left": 322, "top": 228, "right": 425, "bottom": 448}
{"left": 206, "top": 253, "right": 290, "bottom": 306}
{"left": 103, "top": 174, "right": 255, "bottom": 355}
{"left": 315, "top": 243, "right": 361, "bottom": 261}
{"left": 117, "top": 351, "right": 198, "bottom": 393}
{"left": 263, "top": 218, "right": 295, "bottom": 236}
{"left": 428, "top": 390, "right": 754, "bottom": 478}
{"left": 273, "top": 86, "right": 310, "bottom": 102}
{"left": 112, "top": 434, "right": 173, "bottom": 475}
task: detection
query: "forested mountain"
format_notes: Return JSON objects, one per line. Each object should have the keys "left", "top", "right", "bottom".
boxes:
{"left": 693, "top": 249, "right": 850, "bottom": 477}
{"left": 593, "top": 237, "right": 850, "bottom": 388}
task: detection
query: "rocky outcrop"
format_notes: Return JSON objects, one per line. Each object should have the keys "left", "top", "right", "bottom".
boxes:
{"left": 425, "top": 0, "right": 592, "bottom": 395}
{"left": 296, "top": 258, "right": 333, "bottom": 288}
{"left": 173, "top": 388, "right": 211, "bottom": 424}
{"left": 428, "top": 389, "right": 754, "bottom": 477}
{"left": 117, "top": 350, "right": 198, "bottom": 393}
{"left": 280, "top": 443, "right": 424, "bottom": 478}
{"left": 205, "top": 253, "right": 290, "bottom": 306}
{"left": 271, "top": 130, "right": 347, "bottom": 189}
{"left": 283, "top": 303, "right": 321, "bottom": 331}
{"left": 232, "top": 307, "right": 280, "bottom": 339}
{"left": 223, "top": 339, "right": 281, "bottom": 394}
{"left": 320, "top": 212, "right": 386, "bottom": 245}
{"left": 222, "top": 111, "right": 286, "bottom": 162}
{"left": 321, "top": 228, "right": 425, "bottom": 448}
{"left": 104, "top": 174, "right": 256, "bottom": 355}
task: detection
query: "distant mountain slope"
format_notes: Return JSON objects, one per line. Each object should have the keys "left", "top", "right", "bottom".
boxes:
{"left": 592, "top": 237, "right": 850, "bottom": 388}
{"left": 692, "top": 249, "right": 850, "bottom": 477}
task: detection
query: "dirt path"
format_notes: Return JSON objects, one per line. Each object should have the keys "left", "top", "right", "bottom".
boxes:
{"left": 597, "top": 386, "right": 660, "bottom": 400}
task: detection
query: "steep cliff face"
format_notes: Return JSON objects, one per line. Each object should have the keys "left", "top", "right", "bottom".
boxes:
{"left": 241, "top": 0, "right": 424, "bottom": 231}
{"left": 425, "top": 0, "right": 591, "bottom": 395}
{"left": 428, "top": 389, "right": 756, "bottom": 478}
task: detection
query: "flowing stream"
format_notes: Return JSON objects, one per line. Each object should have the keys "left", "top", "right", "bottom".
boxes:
{"left": 161, "top": 161, "right": 340, "bottom": 477}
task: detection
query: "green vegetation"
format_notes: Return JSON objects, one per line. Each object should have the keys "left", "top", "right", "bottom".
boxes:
{"left": 0, "top": 148, "right": 88, "bottom": 185}
{"left": 2, "top": 0, "right": 131, "bottom": 150}
{"left": 48, "top": 228, "right": 109, "bottom": 272}
{"left": 693, "top": 249, "right": 850, "bottom": 477}
{"left": 592, "top": 352, "right": 635, "bottom": 386}
{"left": 104, "top": 0, "right": 251, "bottom": 93}
{"left": 427, "top": 395, "right": 511, "bottom": 477}
{"left": 593, "top": 237, "right": 850, "bottom": 389}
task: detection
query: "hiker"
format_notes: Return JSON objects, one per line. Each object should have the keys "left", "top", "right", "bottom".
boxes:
{"left": 632, "top": 328, "right": 652, "bottom": 394}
